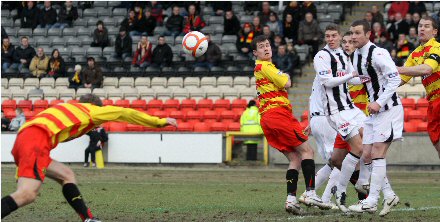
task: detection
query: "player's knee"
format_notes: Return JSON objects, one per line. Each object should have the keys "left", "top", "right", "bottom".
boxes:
{"left": 331, "top": 158, "right": 342, "bottom": 170}
{"left": 18, "top": 189, "right": 38, "bottom": 205}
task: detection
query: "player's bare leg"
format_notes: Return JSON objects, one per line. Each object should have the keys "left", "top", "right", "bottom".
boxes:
{"left": 46, "top": 160, "right": 99, "bottom": 222}
{"left": 2, "top": 177, "right": 42, "bottom": 218}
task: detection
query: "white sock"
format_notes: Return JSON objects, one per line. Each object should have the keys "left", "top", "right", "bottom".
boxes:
{"left": 357, "top": 159, "right": 372, "bottom": 186}
{"left": 382, "top": 176, "right": 396, "bottom": 199}
{"left": 315, "top": 164, "right": 332, "bottom": 190}
{"left": 337, "top": 153, "right": 360, "bottom": 194}
{"left": 366, "top": 158, "right": 386, "bottom": 206}
{"left": 322, "top": 168, "right": 340, "bottom": 203}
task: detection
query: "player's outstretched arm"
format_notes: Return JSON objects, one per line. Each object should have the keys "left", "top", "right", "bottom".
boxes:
{"left": 397, "top": 64, "right": 433, "bottom": 77}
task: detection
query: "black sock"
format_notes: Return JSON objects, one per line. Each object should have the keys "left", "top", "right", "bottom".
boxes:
{"left": 62, "top": 183, "right": 93, "bottom": 221}
{"left": 301, "top": 159, "right": 315, "bottom": 191}
{"left": 349, "top": 170, "right": 360, "bottom": 185}
{"left": 2, "top": 195, "right": 18, "bottom": 219}
{"left": 286, "top": 169, "right": 299, "bottom": 196}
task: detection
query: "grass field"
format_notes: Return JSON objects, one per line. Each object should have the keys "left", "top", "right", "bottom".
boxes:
{"left": 2, "top": 164, "right": 440, "bottom": 222}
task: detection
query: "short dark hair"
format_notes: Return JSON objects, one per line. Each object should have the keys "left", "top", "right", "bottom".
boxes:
{"left": 21, "top": 36, "right": 28, "bottom": 40}
{"left": 96, "top": 20, "right": 104, "bottom": 26}
{"left": 158, "top": 35, "right": 165, "bottom": 40}
{"left": 421, "top": 15, "right": 439, "bottom": 30}
{"left": 351, "top": 19, "right": 371, "bottom": 33}
{"left": 325, "top": 23, "right": 340, "bottom": 34}
{"left": 247, "top": 100, "right": 256, "bottom": 108}
{"left": 343, "top": 31, "right": 352, "bottom": 37}
{"left": 79, "top": 93, "right": 103, "bottom": 106}
{"left": 87, "top": 57, "right": 95, "bottom": 62}
{"left": 251, "top": 35, "right": 269, "bottom": 50}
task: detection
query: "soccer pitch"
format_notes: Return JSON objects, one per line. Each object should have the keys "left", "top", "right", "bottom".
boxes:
{"left": 2, "top": 164, "right": 440, "bottom": 222}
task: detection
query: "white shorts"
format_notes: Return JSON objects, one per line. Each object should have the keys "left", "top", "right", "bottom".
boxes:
{"left": 310, "top": 115, "right": 337, "bottom": 161}
{"left": 327, "top": 108, "right": 366, "bottom": 141}
{"left": 363, "top": 105, "right": 404, "bottom": 144}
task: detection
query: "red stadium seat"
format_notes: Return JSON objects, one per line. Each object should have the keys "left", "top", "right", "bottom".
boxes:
{"left": 301, "top": 110, "right": 309, "bottom": 122}
{"left": 33, "top": 99, "right": 49, "bottom": 113}
{"left": 101, "top": 122, "right": 111, "bottom": 131}
{"left": 169, "top": 110, "right": 186, "bottom": 121}
{"left": 108, "top": 122, "right": 127, "bottom": 132}
{"left": 197, "top": 99, "right": 213, "bottom": 111}
{"left": 193, "top": 122, "right": 211, "bottom": 132}
{"left": 4, "top": 110, "right": 16, "bottom": 119}
{"left": 407, "top": 109, "right": 425, "bottom": 121}
{"left": 17, "top": 100, "right": 33, "bottom": 111}
{"left": 210, "top": 122, "right": 227, "bottom": 131}
{"left": 115, "top": 99, "right": 130, "bottom": 108}
{"left": 401, "top": 98, "right": 416, "bottom": 109}
{"left": 49, "top": 99, "right": 64, "bottom": 107}
{"left": 23, "top": 110, "right": 35, "bottom": 120}
{"left": 153, "top": 110, "right": 169, "bottom": 118}
{"left": 126, "top": 123, "right": 144, "bottom": 132}
{"left": 203, "top": 110, "right": 218, "bottom": 122}
{"left": 404, "top": 121, "right": 418, "bottom": 133}
{"left": 2, "top": 99, "right": 17, "bottom": 112}
{"left": 228, "top": 122, "right": 241, "bottom": 131}
{"left": 180, "top": 99, "right": 196, "bottom": 112}
{"left": 231, "top": 98, "right": 247, "bottom": 111}
{"left": 102, "top": 99, "right": 114, "bottom": 106}
{"left": 177, "top": 121, "right": 194, "bottom": 131}
{"left": 163, "top": 99, "right": 180, "bottom": 111}
{"left": 417, "top": 122, "right": 428, "bottom": 132}
{"left": 147, "top": 99, "right": 163, "bottom": 110}
{"left": 162, "top": 125, "right": 177, "bottom": 132}
{"left": 220, "top": 110, "right": 237, "bottom": 122}
{"left": 130, "top": 99, "right": 147, "bottom": 110}
{"left": 213, "top": 99, "right": 231, "bottom": 112}
{"left": 417, "top": 98, "right": 429, "bottom": 108}
{"left": 67, "top": 99, "right": 79, "bottom": 104}
{"left": 186, "top": 110, "right": 203, "bottom": 123}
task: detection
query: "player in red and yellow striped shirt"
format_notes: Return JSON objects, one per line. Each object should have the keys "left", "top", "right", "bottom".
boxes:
{"left": 397, "top": 16, "right": 440, "bottom": 158}
{"left": 1, "top": 94, "right": 177, "bottom": 221}
{"left": 252, "top": 35, "right": 330, "bottom": 214}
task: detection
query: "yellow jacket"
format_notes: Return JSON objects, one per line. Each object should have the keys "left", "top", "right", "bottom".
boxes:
{"left": 29, "top": 55, "right": 49, "bottom": 77}
{"left": 240, "top": 106, "right": 263, "bottom": 144}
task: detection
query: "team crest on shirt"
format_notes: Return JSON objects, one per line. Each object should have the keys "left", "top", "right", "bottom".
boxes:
{"left": 319, "top": 70, "right": 331, "bottom": 75}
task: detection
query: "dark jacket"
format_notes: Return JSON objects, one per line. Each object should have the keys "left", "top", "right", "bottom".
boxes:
{"left": 86, "top": 127, "right": 108, "bottom": 149}
{"left": 298, "top": 19, "right": 322, "bottom": 42}
{"left": 69, "top": 70, "right": 82, "bottom": 89}
{"left": 1, "top": 44, "right": 15, "bottom": 64}
{"left": 58, "top": 6, "right": 78, "bottom": 26}
{"left": 196, "top": 41, "right": 222, "bottom": 64}
{"left": 165, "top": 14, "right": 184, "bottom": 33}
{"left": 14, "top": 46, "right": 36, "bottom": 67}
{"left": 138, "top": 16, "right": 156, "bottom": 36}
{"left": 283, "top": 5, "right": 302, "bottom": 21}
{"left": 93, "top": 28, "right": 109, "bottom": 45}
{"left": 47, "top": 57, "right": 66, "bottom": 78}
{"left": 39, "top": 7, "right": 57, "bottom": 27}
{"left": 236, "top": 31, "right": 254, "bottom": 52}
{"left": 224, "top": 15, "right": 241, "bottom": 36}
{"left": 300, "top": 2, "right": 317, "bottom": 19}
{"left": 388, "top": 20, "right": 410, "bottom": 41}
{"left": 273, "top": 53, "right": 293, "bottom": 74}
{"left": 151, "top": 43, "right": 173, "bottom": 66}
{"left": 283, "top": 21, "right": 298, "bottom": 43}
{"left": 21, "top": 6, "right": 40, "bottom": 29}
{"left": 82, "top": 66, "right": 103, "bottom": 86}
{"left": 121, "top": 17, "right": 137, "bottom": 33}
{"left": 115, "top": 34, "right": 132, "bottom": 56}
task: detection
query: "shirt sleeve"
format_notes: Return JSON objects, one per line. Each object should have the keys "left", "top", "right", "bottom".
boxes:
{"left": 373, "top": 48, "right": 401, "bottom": 107}
{"left": 261, "top": 62, "right": 289, "bottom": 88}
{"left": 314, "top": 51, "right": 354, "bottom": 88}
{"left": 424, "top": 46, "right": 440, "bottom": 71}
{"left": 400, "top": 53, "right": 416, "bottom": 83}
{"left": 91, "top": 106, "right": 168, "bottom": 128}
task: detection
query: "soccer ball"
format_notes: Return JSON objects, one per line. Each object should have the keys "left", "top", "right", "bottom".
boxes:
{"left": 182, "top": 31, "right": 208, "bottom": 57}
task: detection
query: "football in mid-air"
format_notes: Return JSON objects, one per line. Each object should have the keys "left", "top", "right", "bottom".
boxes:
{"left": 182, "top": 31, "right": 208, "bottom": 57}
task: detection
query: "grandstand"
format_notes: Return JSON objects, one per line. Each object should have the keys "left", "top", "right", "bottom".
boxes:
{"left": 1, "top": 1, "right": 438, "bottom": 133}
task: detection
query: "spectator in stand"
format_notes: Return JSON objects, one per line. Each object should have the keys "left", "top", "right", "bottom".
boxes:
{"left": 224, "top": 10, "right": 241, "bottom": 36}
{"left": 138, "top": 9, "right": 156, "bottom": 36}
{"left": 283, "top": 1, "right": 301, "bottom": 22}
{"left": 194, "top": 34, "right": 222, "bottom": 69}
{"left": 82, "top": 57, "right": 103, "bottom": 89}
{"left": 258, "top": 1, "right": 274, "bottom": 25}
{"left": 390, "top": 49, "right": 403, "bottom": 66}
{"left": 262, "top": 25, "right": 275, "bottom": 46}
{"left": 91, "top": 21, "right": 109, "bottom": 48}
{"left": 121, "top": 9, "right": 137, "bottom": 34}
{"left": 147, "top": 1, "right": 164, "bottom": 25}
{"left": 183, "top": 4, "right": 206, "bottom": 34}
{"left": 407, "top": 27, "right": 419, "bottom": 46}
{"left": 20, "top": 1, "right": 39, "bottom": 29}
{"left": 12, "top": 37, "right": 36, "bottom": 71}
{"left": 115, "top": 27, "right": 132, "bottom": 59}
{"left": 252, "top": 16, "right": 263, "bottom": 36}
{"left": 272, "top": 35, "right": 286, "bottom": 55}
{"left": 387, "top": 12, "right": 410, "bottom": 42}
{"left": 133, "top": 4, "right": 144, "bottom": 21}
{"left": 395, "top": 33, "right": 414, "bottom": 60}
{"left": 365, "top": 11, "right": 374, "bottom": 28}
{"left": 132, "top": 34, "right": 153, "bottom": 68}
{"left": 236, "top": 23, "right": 254, "bottom": 57}
{"left": 38, "top": 1, "right": 57, "bottom": 29}
{"left": 370, "top": 22, "right": 388, "bottom": 44}
{"left": 371, "top": 5, "right": 384, "bottom": 27}
{"left": 29, "top": 47, "right": 49, "bottom": 78}
{"left": 69, "top": 64, "right": 82, "bottom": 90}
{"left": 151, "top": 36, "right": 173, "bottom": 68}
{"left": 409, "top": 1, "right": 426, "bottom": 15}
{"left": 244, "top": 2, "right": 260, "bottom": 15}
{"left": 283, "top": 13, "right": 298, "bottom": 44}
{"left": 164, "top": 6, "right": 184, "bottom": 37}
{"left": 1, "top": 110, "right": 10, "bottom": 131}
{"left": 411, "top": 12, "right": 421, "bottom": 29}
{"left": 377, "top": 33, "right": 394, "bottom": 52}
{"left": 266, "top": 12, "right": 282, "bottom": 35}
{"left": 388, "top": 2, "right": 409, "bottom": 18}
{"left": 2, "top": 37, "right": 15, "bottom": 71}
{"left": 286, "top": 43, "right": 300, "bottom": 75}
{"left": 47, "top": 49, "right": 66, "bottom": 78}
{"left": 301, "top": 1, "right": 317, "bottom": 19}
{"left": 211, "top": 1, "right": 232, "bottom": 16}
{"left": 8, "top": 108, "right": 25, "bottom": 131}
{"left": 53, "top": 1, "right": 78, "bottom": 29}
{"left": 298, "top": 12, "right": 322, "bottom": 56}
{"left": 273, "top": 45, "right": 293, "bottom": 76}
{"left": 405, "top": 13, "right": 413, "bottom": 27}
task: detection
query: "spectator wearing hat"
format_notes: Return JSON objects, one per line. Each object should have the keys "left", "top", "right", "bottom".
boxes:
{"left": 236, "top": 23, "right": 254, "bottom": 57}
{"left": 132, "top": 35, "right": 152, "bottom": 68}
{"left": 115, "top": 27, "right": 132, "bottom": 59}
{"left": 91, "top": 20, "right": 109, "bottom": 49}
{"left": 82, "top": 57, "right": 103, "bottom": 89}
{"left": 69, "top": 64, "right": 83, "bottom": 90}
{"left": 224, "top": 10, "right": 241, "bottom": 36}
